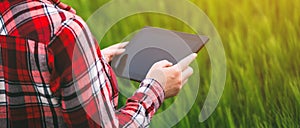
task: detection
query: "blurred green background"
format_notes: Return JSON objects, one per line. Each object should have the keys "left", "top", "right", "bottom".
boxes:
{"left": 61, "top": 0, "right": 300, "bottom": 127}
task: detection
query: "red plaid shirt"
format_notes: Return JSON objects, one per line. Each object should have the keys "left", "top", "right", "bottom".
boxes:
{"left": 0, "top": 0, "right": 165, "bottom": 127}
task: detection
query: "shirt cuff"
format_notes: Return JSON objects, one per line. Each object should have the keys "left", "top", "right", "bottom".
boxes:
{"left": 136, "top": 78, "right": 165, "bottom": 113}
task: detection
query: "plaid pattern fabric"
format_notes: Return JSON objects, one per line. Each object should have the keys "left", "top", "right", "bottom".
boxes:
{"left": 0, "top": 0, "right": 165, "bottom": 127}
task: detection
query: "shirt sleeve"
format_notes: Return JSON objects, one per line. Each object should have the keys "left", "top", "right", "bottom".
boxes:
{"left": 47, "top": 15, "right": 165, "bottom": 127}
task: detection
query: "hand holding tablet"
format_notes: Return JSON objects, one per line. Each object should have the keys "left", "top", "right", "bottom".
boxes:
{"left": 111, "top": 27, "right": 209, "bottom": 82}
{"left": 146, "top": 53, "right": 197, "bottom": 98}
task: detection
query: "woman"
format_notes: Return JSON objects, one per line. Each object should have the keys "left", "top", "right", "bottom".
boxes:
{"left": 0, "top": 0, "right": 196, "bottom": 127}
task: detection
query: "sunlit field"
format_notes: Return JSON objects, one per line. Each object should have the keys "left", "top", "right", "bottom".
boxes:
{"left": 62, "top": 0, "right": 300, "bottom": 127}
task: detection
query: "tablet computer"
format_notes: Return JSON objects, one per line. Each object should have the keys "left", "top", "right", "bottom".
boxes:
{"left": 111, "top": 27, "right": 209, "bottom": 82}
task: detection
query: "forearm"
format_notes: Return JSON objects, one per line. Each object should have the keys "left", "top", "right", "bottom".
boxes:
{"left": 117, "top": 78, "right": 164, "bottom": 127}
{"left": 59, "top": 78, "right": 164, "bottom": 127}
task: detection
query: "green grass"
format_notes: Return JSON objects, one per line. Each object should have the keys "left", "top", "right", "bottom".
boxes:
{"left": 62, "top": 0, "right": 300, "bottom": 127}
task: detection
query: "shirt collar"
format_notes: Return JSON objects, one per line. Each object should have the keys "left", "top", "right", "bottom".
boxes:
{"left": 48, "top": 0, "right": 76, "bottom": 14}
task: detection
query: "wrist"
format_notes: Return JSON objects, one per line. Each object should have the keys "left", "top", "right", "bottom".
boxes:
{"left": 139, "top": 78, "right": 165, "bottom": 102}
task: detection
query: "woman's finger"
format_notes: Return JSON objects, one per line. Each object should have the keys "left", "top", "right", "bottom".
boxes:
{"left": 175, "top": 53, "right": 197, "bottom": 71}
{"left": 113, "top": 48, "right": 126, "bottom": 55}
{"left": 105, "top": 48, "right": 125, "bottom": 56}
{"left": 109, "top": 42, "right": 129, "bottom": 49}
{"left": 118, "top": 41, "right": 129, "bottom": 48}
{"left": 181, "top": 66, "right": 193, "bottom": 82}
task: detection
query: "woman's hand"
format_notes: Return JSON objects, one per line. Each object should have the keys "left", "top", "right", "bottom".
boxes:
{"left": 146, "top": 53, "right": 197, "bottom": 99}
{"left": 101, "top": 42, "right": 129, "bottom": 62}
